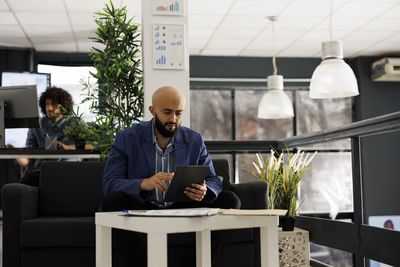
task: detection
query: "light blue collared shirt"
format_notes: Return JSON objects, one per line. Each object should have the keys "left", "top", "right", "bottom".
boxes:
{"left": 149, "top": 121, "right": 175, "bottom": 207}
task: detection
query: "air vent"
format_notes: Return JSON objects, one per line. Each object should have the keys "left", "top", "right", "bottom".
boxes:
{"left": 371, "top": 58, "right": 400, "bottom": 82}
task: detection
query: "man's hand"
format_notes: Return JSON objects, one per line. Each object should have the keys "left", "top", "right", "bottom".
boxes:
{"left": 56, "top": 141, "right": 76, "bottom": 150}
{"left": 84, "top": 144, "right": 95, "bottom": 150}
{"left": 16, "top": 157, "right": 30, "bottom": 167}
{"left": 184, "top": 181, "right": 207, "bottom": 202}
{"left": 6, "top": 144, "right": 30, "bottom": 167}
{"left": 140, "top": 172, "right": 174, "bottom": 191}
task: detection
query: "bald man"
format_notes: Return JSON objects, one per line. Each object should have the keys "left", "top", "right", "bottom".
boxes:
{"left": 102, "top": 86, "right": 240, "bottom": 211}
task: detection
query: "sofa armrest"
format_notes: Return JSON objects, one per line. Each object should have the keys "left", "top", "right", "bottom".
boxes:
{"left": 2, "top": 183, "right": 39, "bottom": 267}
{"left": 230, "top": 181, "right": 268, "bottom": 209}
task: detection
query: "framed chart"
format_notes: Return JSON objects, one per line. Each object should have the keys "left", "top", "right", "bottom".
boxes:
{"left": 153, "top": 24, "right": 185, "bottom": 70}
{"left": 152, "top": 0, "right": 183, "bottom": 16}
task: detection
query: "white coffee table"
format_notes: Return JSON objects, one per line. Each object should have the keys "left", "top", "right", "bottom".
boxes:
{"left": 95, "top": 211, "right": 279, "bottom": 267}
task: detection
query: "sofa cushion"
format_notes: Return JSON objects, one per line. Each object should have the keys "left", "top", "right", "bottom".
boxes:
{"left": 213, "top": 158, "right": 232, "bottom": 190}
{"left": 212, "top": 228, "right": 255, "bottom": 246}
{"left": 39, "top": 161, "right": 105, "bottom": 216}
{"left": 20, "top": 217, "right": 255, "bottom": 249}
{"left": 213, "top": 242, "right": 256, "bottom": 267}
{"left": 20, "top": 217, "right": 95, "bottom": 248}
{"left": 112, "top": 229, "right": 255, "bottom": 267}
{"left": 21, "top": 248, "right": 95, "bottom": 267}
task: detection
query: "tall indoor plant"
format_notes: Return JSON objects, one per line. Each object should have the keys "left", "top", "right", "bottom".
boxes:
{"left": 81, "top": 1, "right": 144, "bottom": 159}
{"left": 251, "top": 149, "right": 317, "bottom": 230}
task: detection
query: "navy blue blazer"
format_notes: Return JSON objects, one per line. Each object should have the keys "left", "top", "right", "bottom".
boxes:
{"left": 103, "top": 120, "right": 222, "bottom": 203}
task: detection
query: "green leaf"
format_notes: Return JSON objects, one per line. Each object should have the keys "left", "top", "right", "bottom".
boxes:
{"left": 76, "top": 0, "right": 144, "bottom": 160}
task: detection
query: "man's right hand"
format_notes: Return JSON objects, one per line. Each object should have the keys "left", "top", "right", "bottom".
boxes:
{"left": 140, "top": 172, "right": 174, "bottom": 191}
{"left": 6, "top": 144, "right": 30, "bottom": 167}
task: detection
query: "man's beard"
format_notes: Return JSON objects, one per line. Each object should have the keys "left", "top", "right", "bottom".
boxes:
{"left": 154, "top": 115, "right": 179, "bottom": 138}
{"left": 47, "top": 112, "right": 63, "bottom": 122}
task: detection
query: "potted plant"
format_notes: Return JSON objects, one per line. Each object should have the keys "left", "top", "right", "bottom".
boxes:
{"left": 80, "top": 1, "right": 144, "bottom": 160}
{"left": 251, "top": 149, "right": 317, "bottom": 231}
{"left": 63, "top": 108, "right": 94, "bottom": 150}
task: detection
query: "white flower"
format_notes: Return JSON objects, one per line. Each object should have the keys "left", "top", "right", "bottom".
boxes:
{"left": 252, "top": 162, "right": 261, "bottom": 175}
{"left": 302, "top": 153, "right": 310, "bottom": 169}
{"left": 294, "top": 151, "right": 305, "bottom": 172}
{"left": 275, "top": 154, "right": 283, "bottom": 171}
{"left": 256, "top": 153, "right": 263, "bottom": 169}
{"left": 289, "top": 151, "right": 300, "bottom": 168}
{"left": 304, "top": 151, "right": 318, "bottom": 167}
{"left": 268, "top": 152, "right": 275, "bottom": 170}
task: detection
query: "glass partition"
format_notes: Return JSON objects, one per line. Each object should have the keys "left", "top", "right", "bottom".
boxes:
{"left": 311, "top": 243, "right": 352, "bottom": 266}
{"left": 299, "top": 151, "right": 353, "bottom": 215}
{"left": 296, "top": 90, "right": 352, "bottom": 149}
{"left": 190, "top": 89, "right": 232, "bottom": 140}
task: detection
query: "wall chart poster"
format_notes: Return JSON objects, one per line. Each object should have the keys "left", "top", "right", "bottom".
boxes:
{"left": 153, "top": 0, "right": 183, "bottom": 15}
{"left": 153, "top": 24, "right": 185, "bottom": 70}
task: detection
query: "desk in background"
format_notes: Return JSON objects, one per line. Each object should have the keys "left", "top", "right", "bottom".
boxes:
{"left": 0, "top": 148, "right": 100, "bottom": 159}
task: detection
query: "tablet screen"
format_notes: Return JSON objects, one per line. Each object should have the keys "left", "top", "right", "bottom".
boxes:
{"left": 164, "top": 165, "right": 210, "bottom": 202}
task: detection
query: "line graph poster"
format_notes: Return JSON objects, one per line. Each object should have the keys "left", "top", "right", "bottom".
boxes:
{"left": 153, "top": 0, "right": 183, "bottom": 15}
{"left": 153, "top": 24, "right": 185, "bottom": 70}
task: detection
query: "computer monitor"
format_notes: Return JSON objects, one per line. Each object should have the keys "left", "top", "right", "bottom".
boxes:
{"left": 0, "top": 85, "right": 40, "bottom": 147}
{"left": 1, "top": 71, "right": 50, "bottom": 147}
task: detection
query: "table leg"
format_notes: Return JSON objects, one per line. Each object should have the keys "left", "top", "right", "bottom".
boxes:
{"left": 96, "top": 225, "right": 112, "bottom": 267}
{"left": 196, "top": 230, "right": 211, "bottom": 267}
{"left": 260, "top": 226, "right": 279, "bottom": 267}
{"left": 148, "top": 233, "right": 167, "bottom": 267}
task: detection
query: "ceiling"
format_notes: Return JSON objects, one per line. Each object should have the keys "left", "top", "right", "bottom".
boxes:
{"left": 1, "top": 0, "right": 400, "bottom": 58}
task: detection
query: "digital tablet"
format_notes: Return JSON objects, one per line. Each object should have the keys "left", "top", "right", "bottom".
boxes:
{"left": 164, "top": 165, "right": 210, "bottom": 202}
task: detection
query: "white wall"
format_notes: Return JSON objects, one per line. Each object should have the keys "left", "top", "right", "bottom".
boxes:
{"left": 141, "top": 0, "right": 190, "bottom": 126}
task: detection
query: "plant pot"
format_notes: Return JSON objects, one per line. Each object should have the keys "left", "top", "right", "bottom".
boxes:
{"left": 280, "top": 216, "right": 296, "bottom": 231}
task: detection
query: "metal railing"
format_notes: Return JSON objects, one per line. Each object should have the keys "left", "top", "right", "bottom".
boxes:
{"left": 205, "top": 111, "right": 400, "bottom": 267}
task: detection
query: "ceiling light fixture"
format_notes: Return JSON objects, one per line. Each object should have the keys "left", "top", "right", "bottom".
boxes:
{"left": 257, "top": 16, "right": 294, "bottom": 119}
{"left": 309, "top": 0, "right": 359, "bottom": 99}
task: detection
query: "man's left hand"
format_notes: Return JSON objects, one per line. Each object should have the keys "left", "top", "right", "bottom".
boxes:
{"left": 57, "top": 141, "right": 76, "bottom": 150}
{"left": 184, "top": 181, "right": 207, "bottom": 202}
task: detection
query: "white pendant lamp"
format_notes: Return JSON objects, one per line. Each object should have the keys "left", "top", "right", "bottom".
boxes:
{"left": 309, "top": 0, "right": 359, "bottom": 99}
{"left": 257, "top": 17, "right": 294, "bottom": 119}
{"left": 258, "top": 75, "right": 294, "bottom": 119}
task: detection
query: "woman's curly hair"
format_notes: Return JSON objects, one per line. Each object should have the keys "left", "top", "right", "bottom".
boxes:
{"left": 39, "top": 87, "right": 74, "bottom": 116}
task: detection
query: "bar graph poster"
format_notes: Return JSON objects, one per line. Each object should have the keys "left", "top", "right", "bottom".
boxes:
{"left": 153, "top": 24, "right": 185, "bottom": 69}
{"left": 153, "top": 0, "right": 183, "bottom": 15}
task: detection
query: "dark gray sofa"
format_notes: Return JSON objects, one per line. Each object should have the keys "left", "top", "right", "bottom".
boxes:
{"left": 2, "top": 159, "right": 268, "bottom": 267}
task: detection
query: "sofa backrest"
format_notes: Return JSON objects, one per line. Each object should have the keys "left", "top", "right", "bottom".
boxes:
{"left": 38, "top": 159, "right": 229, "bottom": 216}
{"left": 212, "top": 158, "right": 232, "bottom": 190}
{"left": 39, "top": 161, "right": 105, "bottom": 216}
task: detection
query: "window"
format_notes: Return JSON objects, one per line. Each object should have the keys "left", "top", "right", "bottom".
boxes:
{"left": 190, "top": 83, "right": 353, "bottom": 215}
{"left": 296, "top": 90, "right": 352, "bottom": 149}
{"left": 190, "top": 89, "right": 232, "bottom": 140}
{"left": 37, "top": 64, "right": 97, "bottom": 122}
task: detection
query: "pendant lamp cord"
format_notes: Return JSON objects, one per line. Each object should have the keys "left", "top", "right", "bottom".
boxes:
{"left": 329, "top": 0, "right": 333, "bottom": 41}
{"left": 271, "top": 18, "right": 277, "bottom": 75}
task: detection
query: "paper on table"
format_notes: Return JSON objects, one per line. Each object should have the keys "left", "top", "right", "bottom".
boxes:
{"left": 122, "top": 208, "right": 221, "bottom": 217}
{"left": 220, "top": 209, "right": 287, "bottom": 216}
